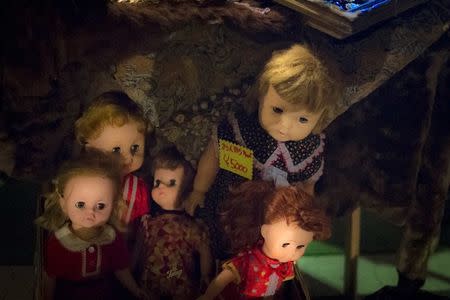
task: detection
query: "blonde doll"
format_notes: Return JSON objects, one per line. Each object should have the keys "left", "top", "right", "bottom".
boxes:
{"left": 185, "top": 44, "right": 341, "bottom": 259}
{"left": 35, "top": 150, "right": 146, "bottom": 300}
{"left": 198, "top": 180, "right": 331, "bottom": 299}
{"left": 135, "top": 146, "right": 212, "bottom": 300}
{"left": 75, "top": 91, "right": 151, "bottom": 225}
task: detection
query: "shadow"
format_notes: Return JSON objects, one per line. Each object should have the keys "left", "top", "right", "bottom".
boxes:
{"left": 300, "top": 272, "right": 342, "bottom": 298}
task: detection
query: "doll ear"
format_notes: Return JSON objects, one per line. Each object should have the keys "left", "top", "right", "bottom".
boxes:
{"left": 59, "top": 195, "right": 67, "bottom": 214}
{"left": 260, "top": 224, "right": 268, "bottom": 239}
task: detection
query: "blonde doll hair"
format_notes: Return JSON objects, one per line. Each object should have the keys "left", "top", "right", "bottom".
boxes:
{"left": 246, "top": 44, "right": 342, "bottom": 133}
{"left": 75, "top": 91, "right": 149, "bottom": 145}
{"left": 35, "top": 149, "right": 125, "bottom": 232}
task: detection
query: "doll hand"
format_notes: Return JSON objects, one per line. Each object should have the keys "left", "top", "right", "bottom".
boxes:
{"left": 185, "top": 190, "right": 206, "bottom": 216}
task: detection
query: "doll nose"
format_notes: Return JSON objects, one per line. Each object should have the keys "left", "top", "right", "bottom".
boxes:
{"left": 87, "top": 208, "right": 96, "bottom": 217}
{"left": 122, "top": 153, "right": 134, "bottom": 168}
{"left": 280, "top": 116, "right": 292, "bottom": 131}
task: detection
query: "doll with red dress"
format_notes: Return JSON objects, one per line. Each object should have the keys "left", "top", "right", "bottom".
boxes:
{"left": 134, "top": 146, "right": 212, "bottom": 300}
{"left": 185, "top": 44, "right": 341, "bottom": 259}
{"left": 198, "top": 180, "right": 331, "bottom": 299}
{"left": 75, "top": 91, "right": 151, "bottom": 226}
{"left": 35, "top": 150, "right": 146, "bottom": 300}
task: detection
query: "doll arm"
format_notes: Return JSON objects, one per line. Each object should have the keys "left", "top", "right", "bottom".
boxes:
{"left": 114, "top": 268, "right": 147, "bottom": 299}
{"left": 197, "top": 269, "right": 236, "bottom": 300}
{"left": 185, "top": 138, "right": 219, "bottom": 216}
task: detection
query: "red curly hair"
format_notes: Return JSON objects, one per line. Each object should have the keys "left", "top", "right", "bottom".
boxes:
{"left": 221, "top": 180, "right": 331, "bottom": 253}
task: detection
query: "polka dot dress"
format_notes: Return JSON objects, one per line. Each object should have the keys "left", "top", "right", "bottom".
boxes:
{"left": 196, "top": 110, "right": 325, "bottom": 260}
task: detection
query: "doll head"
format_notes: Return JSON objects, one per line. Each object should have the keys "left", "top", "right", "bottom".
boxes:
{"left": 245, "top": 44, "right": 341, "bottom": 141}
{"left": 36, "top": 150, "right": 123, "bottom": 232}
{"left": 75, "top": 91, "right": 149, "bottom": 175}
{"left": 221, "top": 180, "right": 331, "bottom": 261}
{"left": 151, "top": 146, "right": 194, "bottom": 210}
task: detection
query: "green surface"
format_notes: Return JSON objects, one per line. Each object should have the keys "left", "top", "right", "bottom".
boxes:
{"left": 305, "top": 207, "right": 450, "bottom": 257}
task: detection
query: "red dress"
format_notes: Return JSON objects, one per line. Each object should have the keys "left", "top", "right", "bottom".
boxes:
{"left": 44, "top": 224, "right": 130, "bottom": 300}
{"left": 136, "top": 211, "right": 209, "bottom": 300}
{"left": 222, "top": 245, "right": 295, "bottom": 299}
{"left": 122, "top": 173, "right": 150, "bottom": 224}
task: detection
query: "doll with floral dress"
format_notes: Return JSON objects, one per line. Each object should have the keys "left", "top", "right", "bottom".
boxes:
{"left": 185, "top": 44, "right": 341, "bottom": 259}
{"left": 75, "top": 91, "right": 151, "bottom": 226}
{"left": 198, "top": 180, "right": 331, "bottom": 300}
{"left": 134, "top": 146, "right": 212, "bottom": 300}
{"left": 35, "top": 150, "right": 147, "bottom": 300}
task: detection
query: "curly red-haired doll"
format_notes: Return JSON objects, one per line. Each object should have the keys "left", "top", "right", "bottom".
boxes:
{"left": 198, "top": 180, "right": 331, "bottom": 300}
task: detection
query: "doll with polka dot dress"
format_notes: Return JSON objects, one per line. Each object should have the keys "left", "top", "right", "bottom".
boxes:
{"left": 185, "top": 44, "right": 341, "bottom": 259}
{"left": 197, "top": 180, "right": 331, "bottom": 300}
{"left": 35, "top": 150, "right": 147, "bottom": 300}
{"left": 75, "top": 91, "right": 151, "bottom": 227}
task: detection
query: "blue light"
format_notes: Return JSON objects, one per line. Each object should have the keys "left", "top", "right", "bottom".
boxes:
{"left": 325, "top": 0, "right": 391, "bottom": 12}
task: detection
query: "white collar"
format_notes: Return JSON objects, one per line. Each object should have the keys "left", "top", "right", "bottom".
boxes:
{"left": 55, "top": 224, "right": 116, "bottom": 252}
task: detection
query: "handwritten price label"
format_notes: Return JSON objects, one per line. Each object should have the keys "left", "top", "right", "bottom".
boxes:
{"left": 219, "top": 139, "right": 253, "bottom": 180}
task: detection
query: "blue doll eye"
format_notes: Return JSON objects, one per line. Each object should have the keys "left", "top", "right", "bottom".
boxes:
{"left": 168, "top": 179, "right": 176, "bottom": 187}
{"left": 272, "top": 107, "right": 283, "bottom": 114}
{"left": 282, "top": 243, "right": 290, "bottom": 248}
{"left": 296, "top": 245, "right": 305, "bottom": 249}
{"left": 75, "top": 201, "right": 85, "bottom": 209}
{"left": 299, "top": 117, "right": 309, "bottom": 123}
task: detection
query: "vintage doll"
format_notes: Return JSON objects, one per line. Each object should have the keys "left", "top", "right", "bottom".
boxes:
{"left": 185, "top": 44, "right": 340, "bottom": 258}
{"left": 75, "top": 90, "right": 151, "bottom": 225}
{"left": 35, "top": 150, "right": 146, "bottom": 300}
{"left": 135, "top": 146, "right": 212, "bottom": 300}
{"left": 198, "top": 180, "right": 331, "bottom": 300}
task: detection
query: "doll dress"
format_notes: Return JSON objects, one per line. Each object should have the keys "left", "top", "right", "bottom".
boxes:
{"left": 198, "top": 110, "right": 324, "bottom": 259}
{"left": 222, "top": 245, "right": 294, "bottom": 298}
{"left": 44, "top": 224, "right": 129, "bottom": 300}
{"left": 122, "top": 173, "right": 150, "bottom": 225}
{"left": 136, "top": 209, "right": 209, "bottom": 300}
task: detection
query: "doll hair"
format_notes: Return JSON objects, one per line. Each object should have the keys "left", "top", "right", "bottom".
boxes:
{"left": 152, "top": 146, "right": 194, "bottom": 202}
{"left": 221, "top": 180, "right": 331, "bottom": 253}
{"left": 75, "top": 90, "right": 149, "bottom": 145}
{"left": 35, "top": 149, "right": 124, "bottom": 232}
{"left": 245, "top": 44, "right": 342, "bottom": 133}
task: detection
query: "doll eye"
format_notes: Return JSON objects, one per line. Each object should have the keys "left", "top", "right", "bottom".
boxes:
{"left": 75, "top": 201, "right": 85, "bottom": 209}
{"left": 112, "top": 147, "right": 121, "bottom": 154}
{"left": 282, "top": 243, "right": 290, "bottom": 248}
{"left": 154, "top": 179, "right": 161, "bottom": 187}
{"left": 296, "top": 245, "right": 305, "bottom": 249}
{"left": 272, "top": 107, "right": 283, "bottom": 114}
{"left": 96, "top": 203, "right": 106, "bottom": 210}
{"left": 130, "top": 144, "right": 140, "bottom": 155}
{"left": 299, "top": 117, "right": 309, "bottom": 123}
{"left": 168, "top": 179, "right": 176, "bottom": 187}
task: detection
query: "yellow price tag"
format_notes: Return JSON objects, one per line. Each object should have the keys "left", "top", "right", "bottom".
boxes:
{"left": 218, "top": 139, "right": 253, "bottom": 180}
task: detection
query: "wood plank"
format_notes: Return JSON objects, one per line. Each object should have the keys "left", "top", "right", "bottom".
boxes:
{"left": 275, "top": 0, "right": 429, "bottom": 39}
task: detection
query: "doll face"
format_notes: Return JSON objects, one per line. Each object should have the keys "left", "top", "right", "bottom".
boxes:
{"left": 59, "top": 175, "right": 115, "bottom": 231}
{"left": 259, "top": 85, "right": 323, "bottom": 142}
{"left": 261, "top": 219, "right": 314, "bottom": 263}
{"left": 86, "top": 121, "right": 145, "bottom": 175}
{"left": 151, "top": 166, "right": 184, "bottom": 210}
